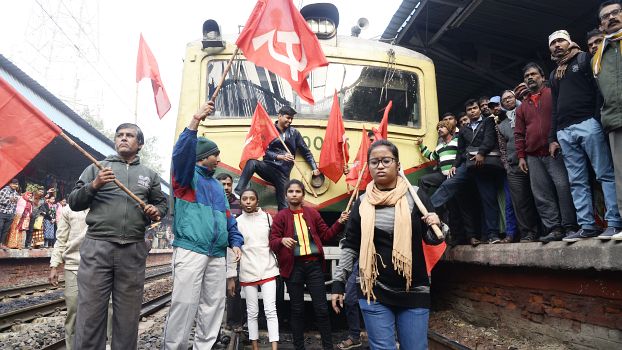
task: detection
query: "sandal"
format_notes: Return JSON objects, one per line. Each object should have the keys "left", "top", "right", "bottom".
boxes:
{"left": 337, "top": 337, "right": 362, "bottom": 349}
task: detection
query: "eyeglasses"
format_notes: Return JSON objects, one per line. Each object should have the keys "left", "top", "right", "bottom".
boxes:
{"left": 600, "top": 8, "right": 622, "bottom": 22}
{"left": 368, "top": 157, "right": 396, "bottom": 168}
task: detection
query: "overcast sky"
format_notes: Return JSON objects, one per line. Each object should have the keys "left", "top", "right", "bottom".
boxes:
{"left": 1, "top": 0, "right": 401, "bottom": 178}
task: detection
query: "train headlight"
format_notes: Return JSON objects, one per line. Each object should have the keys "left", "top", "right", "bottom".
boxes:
{"left": 306, "top": 18, "right": 336, "bottom": 39}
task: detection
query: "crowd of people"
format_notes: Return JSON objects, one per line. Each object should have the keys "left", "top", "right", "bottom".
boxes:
{"left": 0, "top": 180, "right": 66, "bottom": 250}
{"left": 416, "top": 3, "right": 622, "bottom": 246}
{"left": 2, "top": 3, "right": 622, "bottom": 350}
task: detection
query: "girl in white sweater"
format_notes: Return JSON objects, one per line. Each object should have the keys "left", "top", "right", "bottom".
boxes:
{"left": 237, "top": 189, "right": 280, "bottom": 350}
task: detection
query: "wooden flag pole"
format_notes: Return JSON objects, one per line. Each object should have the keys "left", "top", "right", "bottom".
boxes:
{"left": 58, "top": 132, "right": 147, "bottom": 209}
{"left": 277, "top": 136, "right": 318, "bottom": 198}
{"left": 345, "top": 162, "right": 367, "bottom": 212}
{"left": 210, "top": 47, "right": 240, "bottom": 103}
{"left": 134, "top": 83, "right": 139, "bottom": 124}
{"left": 342, "top": 138, "right": 349, "bottom": 173}
{"left": 398, "top": 169, "right": 443, "bottom": 239}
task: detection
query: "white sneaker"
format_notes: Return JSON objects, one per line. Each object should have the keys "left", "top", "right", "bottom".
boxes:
{"left": 612, "top": 231, "right": 622, "bottom": 240}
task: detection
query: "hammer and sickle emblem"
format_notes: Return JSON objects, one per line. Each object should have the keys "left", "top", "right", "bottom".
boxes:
{"left": 252, "top": 30, "right": 308, "bottom": 82}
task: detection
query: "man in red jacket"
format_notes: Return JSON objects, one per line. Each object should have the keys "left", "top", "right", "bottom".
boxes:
{"left": 514, "top": 62, "right": 577, "bottom": 242}
{"left": 269, "top": 179, "right": 348, "bottom": 350}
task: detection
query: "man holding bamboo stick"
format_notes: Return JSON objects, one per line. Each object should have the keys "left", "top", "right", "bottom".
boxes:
{"left": 68, "top": 123, "right": 168, "bottom": 350}
{"left": 235, "top": 105, "right": 321, "bottom": 210}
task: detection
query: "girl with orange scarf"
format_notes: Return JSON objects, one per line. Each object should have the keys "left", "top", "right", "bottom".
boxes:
{"left": 331, "top": 140, "right": 447, "bottom": 350}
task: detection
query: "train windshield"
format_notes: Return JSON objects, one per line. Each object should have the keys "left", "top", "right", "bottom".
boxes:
{"left": 207, "top": 59, "right": 421, "bottom": 128}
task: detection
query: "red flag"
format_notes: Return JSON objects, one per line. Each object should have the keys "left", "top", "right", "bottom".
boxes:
{"left": 318, "top": 91, "right": 349, "bottom": 183}
{"left": 372, "top": 100, "right": 392, "bottom": 141}
{"left": 0, "top": 76, "right": 61, "bottom": 186}
{"left": 136, "top": 33, "right": 171, "bottom": 119}
{"left": 345, "top": 127, "right": 372, "bottom": 190}
{"left": 239, "top": 102, "right": 281, "bottom": 169}
{"left": 422, "top": 240, "right": 447, "bottom": 276}
{"left": 235, "top": 0, "right": 328, "bottom": 104}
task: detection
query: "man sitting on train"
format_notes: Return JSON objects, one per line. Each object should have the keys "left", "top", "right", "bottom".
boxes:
{"left": 234, "top": 105, "right": 321, "bottom": 210}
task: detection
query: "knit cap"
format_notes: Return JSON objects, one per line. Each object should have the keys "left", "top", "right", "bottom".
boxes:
{"left": 196, "top": 137, "right": 219, "bottom": 161}
{"left": 548, "top": 30, "right": 570, "bottom": 46}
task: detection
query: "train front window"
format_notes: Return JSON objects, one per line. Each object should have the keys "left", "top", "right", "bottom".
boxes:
{"left": 206, "top": 60, "right": 421, "bottom": 128}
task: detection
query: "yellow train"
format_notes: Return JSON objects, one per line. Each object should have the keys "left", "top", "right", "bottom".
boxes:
{"left": 174, "top": 3, "right": 439, "bottom": 215}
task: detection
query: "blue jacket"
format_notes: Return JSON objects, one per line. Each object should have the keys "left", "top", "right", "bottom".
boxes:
{"left": 263, "top": 122, "right": 317, "bottom": 175}
{"left": 171, "top": 128, "right": 243, "bottom": 256}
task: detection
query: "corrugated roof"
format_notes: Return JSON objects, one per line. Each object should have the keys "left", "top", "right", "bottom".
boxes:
{"left": 383, "top": 0, "right": 601, "bottom": 113}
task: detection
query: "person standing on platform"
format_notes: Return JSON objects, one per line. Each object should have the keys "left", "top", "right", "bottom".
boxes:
{"left": 49, "top": 207, "right": 113, "bottom": 350}
{"left": 269, "top": 179, "right": 349, "bottom": 350}
{"left": 5, "top": 192, "right": 32, "bottom": 249}
{"left": 593, "top": 1, "right": 622, "bottom": 239}
{"left": 42, "top": 195, "right": 57, "bottom": 248}
{"left": 163, "top": 101, "right": 244, "bottom": 349}
{"left": 0, "top": 179, "right": 20, "bottom": 249}
{"left": 235, "top": 106, "right": 321, "bottom": 211}
{"left": 68, "top": 122, "right": 168, "bottom": 350}
{"left": 548, "top": 29, "right": 622, "bottom": 240}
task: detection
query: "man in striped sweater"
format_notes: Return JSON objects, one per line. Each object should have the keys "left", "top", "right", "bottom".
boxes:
{"left": 416, "top": 120, "right": 459, "bottom": 194}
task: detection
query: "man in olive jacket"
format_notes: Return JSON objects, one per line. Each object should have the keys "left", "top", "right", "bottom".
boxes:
{"left": 68, "top": 123, "right": 168, "bottom": 350}
{"left": 593, "top": 1, "right": 622, "bottom": 238}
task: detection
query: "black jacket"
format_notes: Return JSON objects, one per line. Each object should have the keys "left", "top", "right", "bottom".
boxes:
{"left": 454, "top": 116, "right": 499, "bottom": 167}
{"left": 68, "top": 155, "right": 168, "bottom": 243}
{"left": 549, "top": 52, "right": 599, "bottom": 141}
{"left": 263, "top": 122, "right": 317, "bottom": 175}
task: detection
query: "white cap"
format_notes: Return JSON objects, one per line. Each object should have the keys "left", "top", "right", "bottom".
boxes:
{"left": 548, "top": 30, "right": 571, "bottom": 46}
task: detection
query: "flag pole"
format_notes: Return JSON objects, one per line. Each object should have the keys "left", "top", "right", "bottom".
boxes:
{"left": 134, "top": 83, "right": 139, "bottom": 124}
{"left": 398, "top": 169, "right": 443, "bottom": 239}
{"left": 277, "top": 136, "right": 318, "bottom": 198}
{"left": 58, "top": 132, "right": 147, "bottom": 209}
{"left": 210, "top": 47, "right": 240, "bottom": 103}
{"left": 342, "top": 139, "right": 349, "bottom": 173}
{"left": 345, "top": 163, "right": 367, "bottom": 212}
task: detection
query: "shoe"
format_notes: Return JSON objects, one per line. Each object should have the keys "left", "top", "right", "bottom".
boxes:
{"left": 337, "top": 337, "right": 362, "bottom": 349}
{"left": 470, "top": 238, "right": 481, "bottom": 246}
{"left": 488, "top": 238, "right": 501, "bottom": 244}
{"left": 596, "top": 227, "right": 621, "bottom": 240}
{"left": 612, "top": 231, "right": 622, "bottom": 240}
{"left": 539, "top": 230, "right": 565, "bottom": 243}
{"left": 520, "top": 235, "right": 536, "bottom": 243}
{"left": 499, "top": 237, "right": 513, "bottom": 244}
{"left": 562, "top": 229, "right": 601, "bottom": 242}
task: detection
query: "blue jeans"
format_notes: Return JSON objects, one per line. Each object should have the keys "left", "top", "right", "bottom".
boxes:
{"left": 557, "top": 118, "right": 622, "bottom": 229}
{"left": 358, "top": 300, "right": 428, "bottom": 350}
{"left": 504, "top": 179, "right": 517, "bottom": 237}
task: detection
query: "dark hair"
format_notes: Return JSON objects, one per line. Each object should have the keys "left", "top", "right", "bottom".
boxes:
{"left": 587, "top": 28, "right": 604, "bottom": 41}
{"left": 285, "top": 179, "right": 305, "bottom": 193}
{"left": 599, "top": 1, "right": 622, "bottom": 18}
{"left": 464, "top": 98, "right": 478, "bottom": 110}
{"left": 477, "top": 96, "right": 490, "bottom": 106}
{"left": 215, "top": 173, "right": 233, "bottom": 182}
{"left": 522, "top": 62, "right": 545, "bottom": 77}
{"left": 115, "top": 123, "right": 144, "bottom": 145}
{"left": 10, "top": 178, "right": 18, "bottom": 184}
{"left": 367, "top": 139, "right": 399, "bottom": 162}
{"left": 441, "top": 112, "right": 455, "bottom": 119}
{"left": 278, "top": 105, "right": 297, "bottom": 117}
{"left": 458, "top": 112, "right": 467, "bottom": 118}
{"left": 240, "top": 188, "right": 258, "bottom": 199}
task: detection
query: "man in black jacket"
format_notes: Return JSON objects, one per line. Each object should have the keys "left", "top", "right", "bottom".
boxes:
{"left": 68, "top": 123, "right": 168, "bottom": 350}
{"left": 431, "top": 99, "right": 504, "bottom": 244}
{"left": 548, "top": 30, "right": 622, "bottom": 241}
{"left": 234, "top": 105, "right": 320, "bottom": 210}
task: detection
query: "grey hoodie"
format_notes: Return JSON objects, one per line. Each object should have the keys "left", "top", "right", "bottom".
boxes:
{"left": 68, "top": 155, "right": 168, "bottom": 243}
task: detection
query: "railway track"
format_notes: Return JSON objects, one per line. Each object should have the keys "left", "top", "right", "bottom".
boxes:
{"left": 40, "top": 292, "right": 172, "bottom": 350}
{"left": 0, "top": 263, "right": 170, "bottom": 300}
{"left": 0, "top": 267, "right": 171, "bottom": 332}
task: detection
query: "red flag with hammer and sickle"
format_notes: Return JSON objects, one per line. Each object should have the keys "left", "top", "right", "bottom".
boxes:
{"left": 236, "top": 0, "right": 328, "bottom": 104}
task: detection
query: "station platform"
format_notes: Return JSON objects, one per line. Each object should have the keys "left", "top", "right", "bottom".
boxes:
{"left": 433, "top": 240, "right": 622, "bottom": 350}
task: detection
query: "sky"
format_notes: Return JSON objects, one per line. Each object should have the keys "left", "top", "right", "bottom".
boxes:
{"left": 0, "top": 0, "right": 402, "bottom": 178}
